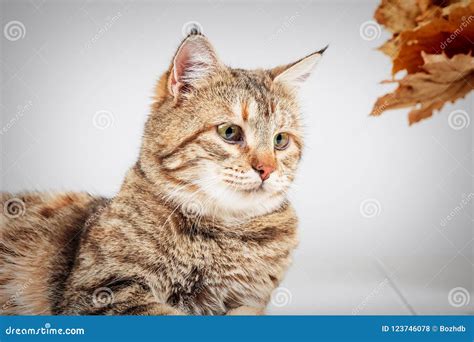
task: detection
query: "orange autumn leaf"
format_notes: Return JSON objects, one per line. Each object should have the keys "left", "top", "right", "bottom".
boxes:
{"left": 375, "top": 0, "right": 422, "bottom": 33}
{"left": 372, "top": 0, "right": 473, "bottom": 124}
{"left": 390, "top": 1, "right": 474, "bottom": 75}
{"left": 375, "top": 0, "right": 466, "bottom": 35}
{"left": 371, "top": 53, "right": 474, "bottom": 125}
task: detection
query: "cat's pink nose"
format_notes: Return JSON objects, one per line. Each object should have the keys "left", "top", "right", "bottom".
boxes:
{"left": 253, "top": 163, "right": 275, "bottom": 181}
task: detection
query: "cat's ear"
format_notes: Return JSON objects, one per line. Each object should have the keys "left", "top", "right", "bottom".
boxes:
{"left": 168, "top": 34, "right": 221, "bottom": 97}
{"left": 271, "top": 46, "right": 327, "bottom": 89}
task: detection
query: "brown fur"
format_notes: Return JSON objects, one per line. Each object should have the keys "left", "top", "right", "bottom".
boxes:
{"left": 0, "top": 33, "right": 324, "bottom": 315}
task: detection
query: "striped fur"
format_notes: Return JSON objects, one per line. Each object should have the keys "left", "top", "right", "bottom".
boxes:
{"left": 0, "top": 34, "right": 323, "bottom": 315}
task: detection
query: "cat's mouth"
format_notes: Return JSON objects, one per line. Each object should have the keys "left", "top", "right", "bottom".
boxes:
{"left": 222, "top": 179, "right": 266, "bottom": 193}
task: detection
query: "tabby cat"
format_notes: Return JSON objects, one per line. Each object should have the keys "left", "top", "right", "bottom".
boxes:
{"left": 0, "top": 33, "right": 325, "bottom": 315}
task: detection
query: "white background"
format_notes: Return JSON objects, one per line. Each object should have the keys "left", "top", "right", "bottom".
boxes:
{"left": 1, "top": 0, "right": 472, "bottom": 314}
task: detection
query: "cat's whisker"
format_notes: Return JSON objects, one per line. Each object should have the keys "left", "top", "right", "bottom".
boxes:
{"left": 162, "top": 180, "right": 193, "bottom": 204}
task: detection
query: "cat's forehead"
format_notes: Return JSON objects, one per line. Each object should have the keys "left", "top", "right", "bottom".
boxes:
{"left": 213, "top": 68, "right": 300, "bottom": 127}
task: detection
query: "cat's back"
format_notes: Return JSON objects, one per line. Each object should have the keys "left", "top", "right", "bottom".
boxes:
{"left": 0, "top": 191, "right": 108, "bottom": 314}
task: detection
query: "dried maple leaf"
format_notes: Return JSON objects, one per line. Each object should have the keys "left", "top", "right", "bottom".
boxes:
{"left": 375, "top": 0, "right": 422, "bottom": 33}
{"left": 372, "top": 0, "right": 473, "bottom": 124}
{"left": 417, "top": 0, "right": 466, "bottom": 21}
{"left": 374, "top": 0, "right": 465, "bottom": 34}
{"left": 371, "top": 53, "right": 474, "bottom": 124}
{"left": 389, "top": 1, "right": 474, "bottom": 75}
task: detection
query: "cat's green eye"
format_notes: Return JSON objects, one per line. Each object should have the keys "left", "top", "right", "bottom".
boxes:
{"left": 217, "top": 123, "right": 243, "bottom": 143}
{"left": 274, "top": 132, "right": 290, "bottom": 150}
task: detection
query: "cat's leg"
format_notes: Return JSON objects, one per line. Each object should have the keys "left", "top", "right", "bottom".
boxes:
{"left": 59, "top": 281, "right": 184, "bottom": 315}
{"left": 226, "top": 306, "right": 265, "bottom": 315}
{"left": 105, "top": 296, "right": 185, "bottom": 315}
{"left": 113, "top": 300, "right": 184, "bottom": 315}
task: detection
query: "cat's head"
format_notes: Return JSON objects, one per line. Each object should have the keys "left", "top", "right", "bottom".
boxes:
{"left": 140, "top": 33, "right": 324, "bottom": 223}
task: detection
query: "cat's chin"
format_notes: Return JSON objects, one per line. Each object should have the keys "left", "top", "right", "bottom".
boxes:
{"left": 199, "top": 181, "right": 286, "bottom": 223}
{"left": 169, "top": 182, "right": 285, "bottom": 225}
{"left": 206, "top": 197, "right": 286, "bottom": 225}
{"left": 231, "top": 184, "right": 265, "bottom": 193}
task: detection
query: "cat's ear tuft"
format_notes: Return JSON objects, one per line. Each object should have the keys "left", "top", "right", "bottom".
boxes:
{"left": 271, "top": 46, "right": 327, "bottom": 89}
{"left": 168, "top": 35, "right": 221, "bottom": 97}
